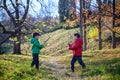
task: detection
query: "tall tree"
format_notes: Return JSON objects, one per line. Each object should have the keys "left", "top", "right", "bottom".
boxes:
{"left": 97, "top": 0, "right": 102, "bottom": 50}
{"left": 112, "top": 0, "right": 116, "bottom": 48}
{"left": 58, "top": 0, "right": 69, "bottom": 22}
{"left": 83, "top": 0, "right": 87, "bottom": 50}
{"left": 79, "top": 0, "right": 83, "bottom": 38}
{"left": 0, "top": 0, "right": 30, "bottom": 54}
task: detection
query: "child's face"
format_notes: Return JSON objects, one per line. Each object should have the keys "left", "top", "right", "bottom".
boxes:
{"left": 35, "top": 36, "right": 39, "bottom": 39}
{"left": 74, "top": 36, "right": 77, "bottom": 40}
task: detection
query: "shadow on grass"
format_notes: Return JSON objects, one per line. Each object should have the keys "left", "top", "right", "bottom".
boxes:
{"left": 83, "top": 55, "right": 94, "bottom": 57}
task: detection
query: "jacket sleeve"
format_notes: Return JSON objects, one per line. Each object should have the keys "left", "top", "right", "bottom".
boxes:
{"left": 69, "top": 40, "right": 82, "bottom": 50}
{"left": 34, "top": 40, "right": 44, "bottom": 49}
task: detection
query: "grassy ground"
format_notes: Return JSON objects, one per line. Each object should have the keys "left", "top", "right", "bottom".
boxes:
{"left": 58, "top": 49, "right": 120, "bottom": 80}
{"left": 0, "top": 49, "right": 120, "bottom": 80}
{"left": 0, "top": 55, "right": 57, "bottom": 80}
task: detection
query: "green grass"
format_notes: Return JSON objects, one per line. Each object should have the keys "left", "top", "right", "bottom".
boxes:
{"left": 0, "top": 49, "right": 120, "bottom": 80}
{"left": 58, "top": 49, "right": 120, "bottom": 80}
{"left": 0, "top": 55, "right": 57, "bottom": 80}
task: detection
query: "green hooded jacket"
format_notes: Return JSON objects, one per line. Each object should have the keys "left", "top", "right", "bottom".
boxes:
{"left": 30, "top": 37, "right": 44, "bottom": 54}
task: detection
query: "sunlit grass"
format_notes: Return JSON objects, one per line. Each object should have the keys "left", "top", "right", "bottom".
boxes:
{"left": 58, "top": 49, "right": 120, "bottom": 80}
{"left": 0, "top": 49, "right": 120, "bottom": 80}
{"left": 0, "top": 55, "right": 57, "bottom": 80}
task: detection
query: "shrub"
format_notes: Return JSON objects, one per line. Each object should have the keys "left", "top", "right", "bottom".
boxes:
{"left": 87, "top": 26, "right": 98, "bottom": 39}
{"left": 48, "top": 23, "right": 63, "bottom": 32}
{"left": 63, "top": 22, "right": 79, "bottom": 30}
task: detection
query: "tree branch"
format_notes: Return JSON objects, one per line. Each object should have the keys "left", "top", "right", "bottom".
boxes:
{"left": 21, "top": 0, "right": 30, "bottom": 24}
{"left": 0, "top": 23, "right": 6, "bottom": 32}
{"left": 10, "top": 0, "right": 16, "bottom": 9}
{"left": 103, "top": 23, "right": 120, "bottom": 35}
{"left": 15, "top": 0, "right": 19, "bottom": 20}
{"left": 3, "top": 0, "right": 16, "bottom": 26}
{"left": 0, "top": 23, "right": 14, "bottom": 34}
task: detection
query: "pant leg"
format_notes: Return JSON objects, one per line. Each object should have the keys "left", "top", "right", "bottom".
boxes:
{"left": 77, "top": 56, "right": 86, "bottom": 68}
{"left": 31, "top": 54, "right": 39, "bottom": 69}
{"left": 35, "top": 54, "right": 39, "bottom": 69}
{"left": 71, "top": 56, "right": 77, "bottom": 72}
{"left": 31, "top": 54, "right": 36, "bottom": 67}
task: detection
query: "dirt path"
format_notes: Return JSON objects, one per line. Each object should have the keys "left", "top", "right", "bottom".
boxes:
{"left": 42, "top": 57, "right": 81, "bottom": 80}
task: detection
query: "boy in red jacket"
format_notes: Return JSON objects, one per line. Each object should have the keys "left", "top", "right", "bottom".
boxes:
{"left": 68, "top": 33, "right": 86, "bottom": 72}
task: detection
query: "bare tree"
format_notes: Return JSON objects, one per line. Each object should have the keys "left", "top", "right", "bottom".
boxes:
{"left": 0, "top": 0, "right": 30, "bottom": 54}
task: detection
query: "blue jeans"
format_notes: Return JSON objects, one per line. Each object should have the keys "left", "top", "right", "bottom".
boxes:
{"left": 71, "top": 56, "right": 85, "bottom": 72}
{"left": 31, "top": 54, "right": 39, "bottom": 69}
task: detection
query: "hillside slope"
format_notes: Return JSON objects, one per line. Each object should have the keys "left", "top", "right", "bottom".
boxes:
{"left": 21, "top": 28, "right": 120, "bottom": 56}
{"left": 21, "top": 28, "right": 79, "bottom": 55}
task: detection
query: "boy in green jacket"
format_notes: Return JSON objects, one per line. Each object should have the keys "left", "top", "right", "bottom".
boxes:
{"left": 30, "top": 32, "right": 44, "bottom": 69}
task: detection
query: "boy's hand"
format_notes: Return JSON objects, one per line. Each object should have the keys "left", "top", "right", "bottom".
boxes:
{"left": 68, "top": 43, "right": 72, "bottom": 47}
{"left": 68, "top": 43, "right": 72, "bottom": 50}
{"left": 68, "top": 43, "right": 70, "bottom": 46}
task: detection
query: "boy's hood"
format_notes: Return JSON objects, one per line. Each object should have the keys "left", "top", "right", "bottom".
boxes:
{"left": 30, "top": 37, "right": 37, "bottom": 44}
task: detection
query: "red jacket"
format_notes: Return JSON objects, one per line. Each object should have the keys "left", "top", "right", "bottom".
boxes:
{"left": 69, "top": 38, "right": 83, "bottom": 56}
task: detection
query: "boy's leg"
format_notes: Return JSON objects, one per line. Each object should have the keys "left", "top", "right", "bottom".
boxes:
{"left": 71, "top": 56, "right": 77, "bottom": 72}
{"left": 78, "top": 57, "right": 86, "bottom": 68}
{"left": 35, "top": 54, "right": 39, "bottom": 69}
{"left": 31, "top": 54, "right": 35, "bottom": 67}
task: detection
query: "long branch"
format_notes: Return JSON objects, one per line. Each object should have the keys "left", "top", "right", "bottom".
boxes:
{"left": 3, "top": 0, "right": 16, "bottom": 26}
{"left": 10, "top": 0, "right": 16, "bottom": 9}
{"left": 0, "top": 23, "right": 15, "bottom": 34}
{"left": 0, "top": 23, "right": 6, "bottom": 32}
{"left": 21, "top": 0, "right": 30, "bottom": 24}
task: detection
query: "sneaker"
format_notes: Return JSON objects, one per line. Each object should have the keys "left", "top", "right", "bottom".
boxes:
{"left": 71, "top": 70, "right": 74, "bottom": 72}
{"left": 82, "top": 65, "right": 86, "bottom": 69}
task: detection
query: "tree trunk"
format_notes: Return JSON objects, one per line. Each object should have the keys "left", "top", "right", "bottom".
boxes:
{"left": 13, "top": 28, "right": 21, "bottom": 54}
{"left": 98, "top": 0, "right": 102, "bottom": 50}
{"left": 112, "top": 0, "right": 116, "bottom": 49}
{"left": 83, "top": 0, "right": 87, "bottom": 50}
{"left": 79, "top": 0, "right": 83, "bottom": 38}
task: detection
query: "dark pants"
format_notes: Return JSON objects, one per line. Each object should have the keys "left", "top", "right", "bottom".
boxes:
{"left": 31, "top": 54, "right": 39, "bottom": 69}
{"left": 71, "top": 56, "right": 85, "bottom": 72}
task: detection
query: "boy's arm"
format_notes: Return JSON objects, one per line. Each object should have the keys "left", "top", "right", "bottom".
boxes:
{"left": 68, "top": 43, "right": 74, "bottom": 50}
{"left": 34, "top": 40, "right": 44, "bottom": 49}
{"left": 69, "top": 41, "right": 82, "bottom": 50}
